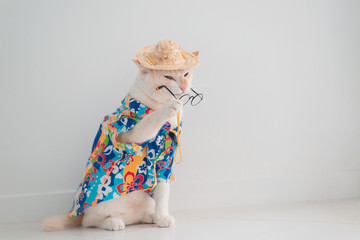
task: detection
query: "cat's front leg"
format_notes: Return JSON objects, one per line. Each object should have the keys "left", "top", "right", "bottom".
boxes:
{"left": 153, "top": 182, "right": 175, "bottom": 228}
{"left": 119, "top": 99, "right": 182, "bottom": 143}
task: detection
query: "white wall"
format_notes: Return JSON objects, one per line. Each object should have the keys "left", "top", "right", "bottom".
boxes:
{"left": 1, "top": 0, "right": 360, "bottom": 223}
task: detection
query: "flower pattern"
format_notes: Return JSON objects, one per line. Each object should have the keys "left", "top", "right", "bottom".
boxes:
{"left": 97, "top": 176, "right": 112, "bottom": 200}
{"left": 68, "top": 95, "right": 181, "bottom": 217}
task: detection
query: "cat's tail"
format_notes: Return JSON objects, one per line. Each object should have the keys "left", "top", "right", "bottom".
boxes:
{"left": 42, "top": 214, "right": 83, "bottom": 231}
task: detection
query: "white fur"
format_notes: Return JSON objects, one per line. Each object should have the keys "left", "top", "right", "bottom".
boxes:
{"left": 42, "top": 61, "right": 193, "bottom": 231}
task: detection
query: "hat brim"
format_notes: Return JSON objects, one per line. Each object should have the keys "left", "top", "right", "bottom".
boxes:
{"left": 136, "top": 45, "right": 200, "bottom": 70}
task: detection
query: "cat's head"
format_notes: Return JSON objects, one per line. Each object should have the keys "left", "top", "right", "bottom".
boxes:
{"left": 132, "top": 59, "right": 194, "bottom": 103}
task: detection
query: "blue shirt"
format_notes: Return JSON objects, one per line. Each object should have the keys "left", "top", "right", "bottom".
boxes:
{"left": 69, "top": 95, "right": 180, "bottom": 217}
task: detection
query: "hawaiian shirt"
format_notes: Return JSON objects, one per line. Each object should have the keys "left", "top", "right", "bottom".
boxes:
{"left": 68, "top": 95, "right": 180, "bottom": 217}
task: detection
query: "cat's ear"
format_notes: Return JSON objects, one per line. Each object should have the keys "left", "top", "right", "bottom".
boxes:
{"left": 192, "top": 51, "right": 199, "bottom": 57}
{"left": 132, "top": 59, "right": 150, "bottom": 74}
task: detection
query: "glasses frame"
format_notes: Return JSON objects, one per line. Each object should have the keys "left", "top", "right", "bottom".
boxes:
{"left": 157, "top": 85, "right": 203, "bottom": 106}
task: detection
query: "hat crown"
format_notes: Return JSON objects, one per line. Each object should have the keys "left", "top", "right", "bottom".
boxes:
{"left": 150, "top": 40, "right": 185, "bottom": 65}
{"left": 136, "top": 40, "right": 199, "bottom": 70}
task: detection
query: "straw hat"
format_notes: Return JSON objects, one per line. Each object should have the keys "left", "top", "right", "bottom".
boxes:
{"left": 136, "top": 40, "right": 200, "bottom": 70}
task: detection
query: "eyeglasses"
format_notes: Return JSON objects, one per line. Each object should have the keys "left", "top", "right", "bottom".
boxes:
{"left": 157, "top": 85, "right": 203, "bottom": 106}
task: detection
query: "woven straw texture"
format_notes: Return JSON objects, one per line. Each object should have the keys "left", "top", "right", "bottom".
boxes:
{"left": 136, "top": 40, "right": 200, "bottom": 70}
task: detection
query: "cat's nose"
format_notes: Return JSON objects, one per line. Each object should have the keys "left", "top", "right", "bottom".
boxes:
{"left": 180, "top": 85, "right": 187, "bottom": 92}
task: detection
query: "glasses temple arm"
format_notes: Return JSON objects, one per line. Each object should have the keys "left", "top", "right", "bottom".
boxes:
{"left": 190, "top": 88, "right": 200, "bottom": 95}
{"left": 157, "top": 85, "right": 177, "bottom": 99}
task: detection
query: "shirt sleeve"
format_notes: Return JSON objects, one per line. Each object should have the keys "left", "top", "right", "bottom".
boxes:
{"left": 106, "top": 113, "right": 150, "bottom": 155}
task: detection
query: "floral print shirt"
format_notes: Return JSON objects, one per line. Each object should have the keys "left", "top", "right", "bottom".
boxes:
{"left": 68, "top": 95, "right": 180, "bottom": 217}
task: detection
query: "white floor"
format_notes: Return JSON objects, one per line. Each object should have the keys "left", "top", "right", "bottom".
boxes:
{"left": 1, "top": 199, "right": 360, "bottom": 240}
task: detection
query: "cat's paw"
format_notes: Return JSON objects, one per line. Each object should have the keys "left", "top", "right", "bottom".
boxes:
{"left": 160, "top": 99, "right": 183, "bottom": 119}
{"left": 100, "top": 217, "right": 125, "bottom": 231}
{"left": 155, "top": 215, "right": 175, "bottom": 228}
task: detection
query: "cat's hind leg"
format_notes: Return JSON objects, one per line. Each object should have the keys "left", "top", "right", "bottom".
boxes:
{"left": 82, "top": 213, "right": 126, "bottom": 231}
{"left": 98, "top": 217, "right": 125, "bottom": 231}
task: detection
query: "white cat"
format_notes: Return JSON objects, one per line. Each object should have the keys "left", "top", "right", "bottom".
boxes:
{"left": 42, "top": 59, "right": 194, "bottom": 231}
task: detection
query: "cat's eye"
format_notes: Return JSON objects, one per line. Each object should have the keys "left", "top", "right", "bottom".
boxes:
{"left": 184, "top": 72, "right": 189, "bottom": 77}
{"left": 164, "top": 75, "right": 175, "bottom": 80}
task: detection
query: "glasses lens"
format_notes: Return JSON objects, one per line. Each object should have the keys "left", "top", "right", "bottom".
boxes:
{"left": 191, "top": 94, "right": 203, "bottom": 106}
{"left": 179, "top": 94, "right": 190, "bottom": 105}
